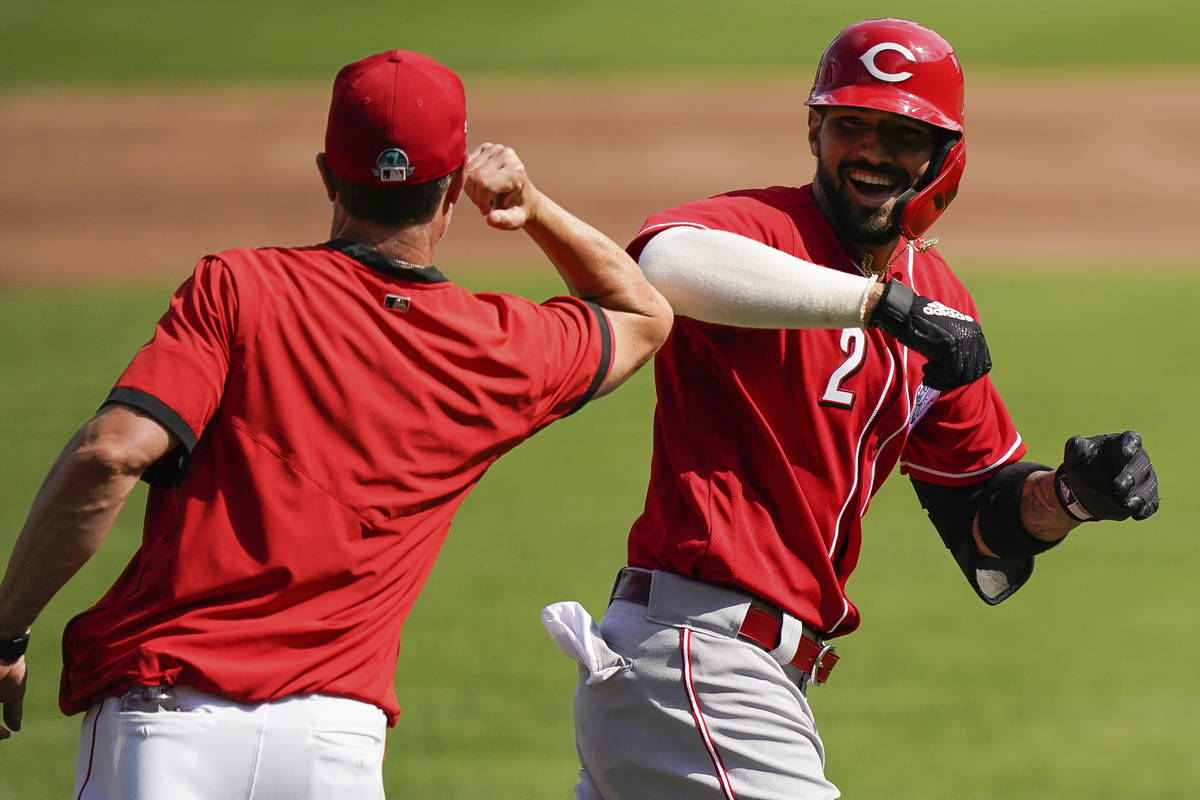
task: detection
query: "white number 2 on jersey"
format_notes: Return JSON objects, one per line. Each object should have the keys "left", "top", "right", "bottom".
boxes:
{"left": 819, "top": 328, "right": 867, "bottom": 408}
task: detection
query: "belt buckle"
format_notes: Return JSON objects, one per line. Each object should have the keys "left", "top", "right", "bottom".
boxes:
{"left": 809, "top": 643, "right": 836, "bottom": 686}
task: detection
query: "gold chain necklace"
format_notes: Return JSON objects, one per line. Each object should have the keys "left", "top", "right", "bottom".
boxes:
{"left": 389, "top": 256, "right": 433, "bottom": 271}
{"left": 856, "top": 236, "right": 940, "bottom": 277}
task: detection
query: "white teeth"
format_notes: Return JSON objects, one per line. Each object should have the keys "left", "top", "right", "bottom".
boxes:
{"left": 847, "top": 170, "right": 895, "bottom": 187}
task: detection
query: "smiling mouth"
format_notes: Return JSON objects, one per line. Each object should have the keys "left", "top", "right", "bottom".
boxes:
{"left": 845, "top": 169, "right": 903, "bottom": 204}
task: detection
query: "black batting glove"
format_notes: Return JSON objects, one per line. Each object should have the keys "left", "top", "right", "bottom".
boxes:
{"left": 869, "top": 278, "right": 991, "bottom": 391}
{"left": 1054, "top": 431, "right": 1160, "bottom": 522}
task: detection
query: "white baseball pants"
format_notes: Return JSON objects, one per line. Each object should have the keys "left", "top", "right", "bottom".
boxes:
{"left": 72, "top": 687, "right": 386, "bottom": 800}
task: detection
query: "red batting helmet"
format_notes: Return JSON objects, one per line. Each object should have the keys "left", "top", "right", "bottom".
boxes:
{"left": 806, "top": 18, "right": 966, "bottom": 238}
{"left": 806, "top": 18, "right": 964, "bottom": 133}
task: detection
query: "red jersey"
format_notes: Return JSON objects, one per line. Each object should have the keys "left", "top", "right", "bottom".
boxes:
{"left": 60, "top": 240, "right": 612, "bottom": 724}
{"left": 626, "top": 186, "right": 1024, "bottom": 636}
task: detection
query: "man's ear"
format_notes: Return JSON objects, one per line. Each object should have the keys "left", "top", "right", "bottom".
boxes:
{"left": 315, "top": 153, "right": 336, "bottom": 201}
{"left": 807, "top": 109, "right": 822, "bottom": 158}
{"left": 445, "top": 163, "right": 465, "bottom": 206}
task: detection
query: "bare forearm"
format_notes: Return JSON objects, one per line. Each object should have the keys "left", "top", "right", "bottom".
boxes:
{"left": 464, "top": 142, "right": 660, "bottom": 316}
{"left": 0, "top": 440, "right": 141, "bottom": 636}
{"left": 525, "top": 193, "right": 663, "bottom": 317}
{"left": 527, "top": 193, "right": 672, "bottom": 395}
{"left": 1019, "top": 470, "right": 1080, "bottom": 542}
{"left": 463, "top": 143, "right": 672, "bottom": 395}
{"left": 972, "top": 469, "right": 1079, "bottom": 558}
{"left": 0, "top": 407, "right": 172, "bottom": 637}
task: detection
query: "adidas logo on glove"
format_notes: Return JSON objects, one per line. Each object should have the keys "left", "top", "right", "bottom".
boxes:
{"left": 922, "top": 302, "right": 974, "bottom": 322}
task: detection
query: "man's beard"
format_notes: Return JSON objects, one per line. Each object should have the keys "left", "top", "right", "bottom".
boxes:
{"left": 814, "top": 160, "right": 903, "bottom": 246}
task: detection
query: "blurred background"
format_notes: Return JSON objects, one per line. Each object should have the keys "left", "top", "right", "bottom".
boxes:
{"left": 1, "top": 1, "right": 1197, "bottom": 797}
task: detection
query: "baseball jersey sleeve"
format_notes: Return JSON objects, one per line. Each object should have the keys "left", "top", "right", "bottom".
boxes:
{"left": 103, "top": 255, "right": 241, "bottom": 486}
{"left": 501, "top": 294, "right": 612, "bottom": 430}
{"left": 899, "top": 268, "right": 1026, "bottom": 485}
{"left": 899, "top": 378, "right": 1026, "bottom": 485}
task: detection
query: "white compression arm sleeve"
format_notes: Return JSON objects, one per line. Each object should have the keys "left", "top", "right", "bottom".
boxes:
{"left": 638, "top": 226, "right": 875, "bottom": 329}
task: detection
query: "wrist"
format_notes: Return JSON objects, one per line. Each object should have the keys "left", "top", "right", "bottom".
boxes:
{"left": 859, "top": 278, "right": 885, "bottom": 327}
{"left": 1053, "top": 466, "right": 1098, "bottom": 522}
{"left": 522, "top": 185, "right": 546, "bottom": 228}
{"left": 976, "top": 463, "right": 1065, "bottom": 558}
{"left": 0, "top": 628, "right": 30, "bottom": 664}
{"left": 867, "top": 278, "right": 913, "bottom": 336}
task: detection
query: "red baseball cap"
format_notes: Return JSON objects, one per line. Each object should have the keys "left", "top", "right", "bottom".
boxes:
{"left": 324, "top": 50, "right": 467, "bottom": 186}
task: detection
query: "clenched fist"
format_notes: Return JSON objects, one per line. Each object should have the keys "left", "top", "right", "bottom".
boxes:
{"left": 463, "top": 143, "right": 544, "bottom": 231}
{"left": 1054, "top": 431, "right": 1160, "bottom": 522}
{"left": 869, "top": 278, "right": 991, "bottom": 391}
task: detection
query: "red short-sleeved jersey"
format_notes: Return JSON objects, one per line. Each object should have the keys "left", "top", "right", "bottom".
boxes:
{"left": 627, "top": 186, "right": 1024, "bottom": 635}
{"left": 59, "top": 240, "right": 612, "bottom": 723}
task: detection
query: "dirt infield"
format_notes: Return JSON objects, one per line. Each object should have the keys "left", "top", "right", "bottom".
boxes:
{"left": 2, "top": 74, "right": 1196, "bottom": 285}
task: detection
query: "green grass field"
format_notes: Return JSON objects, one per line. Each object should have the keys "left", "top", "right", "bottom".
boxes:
{"left": 2, "top": 0, "right": 1198, "bottom": 89}
{"left": 0, "top": 267, "right": 1196, "bottom": 798}
{"left": 3, "top": 1, "right": 1198, "bottom": 795}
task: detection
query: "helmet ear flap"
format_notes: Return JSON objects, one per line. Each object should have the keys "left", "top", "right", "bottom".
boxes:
{"left": 895, "top": 136, "right": 966, "bottom": 240}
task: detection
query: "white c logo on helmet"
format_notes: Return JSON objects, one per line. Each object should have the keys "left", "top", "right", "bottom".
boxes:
{"left": 860, "top": 42, "right": 917, "bottom": 83}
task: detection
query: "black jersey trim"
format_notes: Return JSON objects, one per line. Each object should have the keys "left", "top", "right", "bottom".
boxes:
{"left": 102, "top": 387, "right": 196, "bottom": 488}
{"left": 567, "top": 300, "right": 613, "bottom": 416}
{"left": 324, "top": 239, "right": 449, "bottom": 284}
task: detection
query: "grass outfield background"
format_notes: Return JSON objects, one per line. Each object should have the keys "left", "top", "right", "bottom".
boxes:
{"left": 1, "top": 270, "right": 1196, "bottom": 798}
{"left": 2, "top": 0, "right": 1199, "bottom": 88}
{"left": 2, "top": 1, "right": 1198, "bottom": 797}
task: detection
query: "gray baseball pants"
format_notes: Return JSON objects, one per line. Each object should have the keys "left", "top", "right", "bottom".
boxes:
{"left": 543, "top": 568, "right": 841, "bottom": 800}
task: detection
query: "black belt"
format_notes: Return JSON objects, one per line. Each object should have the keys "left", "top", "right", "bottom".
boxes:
{"left": 610, "top": 568, "right": 838, "bottom": 685}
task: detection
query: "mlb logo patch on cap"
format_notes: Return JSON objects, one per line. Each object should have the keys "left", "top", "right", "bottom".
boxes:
{"left": 373, "top": 148, "right": 414, "bottom": 182}
{"left": 324, "top": 50, "right": 467, "bottom": 187}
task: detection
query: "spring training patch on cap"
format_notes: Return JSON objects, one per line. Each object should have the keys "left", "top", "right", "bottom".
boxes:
{"left": 373, "top": 148, "right": 413, "bottom": 182}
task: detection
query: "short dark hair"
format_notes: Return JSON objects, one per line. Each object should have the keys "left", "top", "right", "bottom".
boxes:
{"left": 329, "top": 171, "right": 453, "bottom": 227}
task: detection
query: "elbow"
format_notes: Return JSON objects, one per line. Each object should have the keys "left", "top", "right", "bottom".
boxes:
{"left": 68, "top": 440, "right": 150, "bottom": 484}
{"left": 62, "top": 405, "right": 177, "bottom": 484}
{"left": 644, "top": 287, "right": 675, "bottom": 351}
{"left": 591, "top": 290, "right": 673, "bottom": 399}
{"left": 68, "top": 422, "right": 164, "bottom": 483}
{"left": 621, "top": 290, "right": 673, "bottom": 374}
{"left": 623, "top": 255, "right": 675, "bottom": 354}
